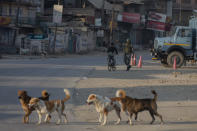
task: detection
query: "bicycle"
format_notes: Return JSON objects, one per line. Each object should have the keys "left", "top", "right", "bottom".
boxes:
{"left": 107, "top": 53, "right": 116, "bottom": 71}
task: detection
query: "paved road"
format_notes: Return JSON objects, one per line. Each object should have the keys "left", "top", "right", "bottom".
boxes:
{"left": 0, "top": 51, "right": 197, "bottom": 131}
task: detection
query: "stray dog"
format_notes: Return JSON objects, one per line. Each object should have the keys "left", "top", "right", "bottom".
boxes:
{"left": 111, "top": 89, "right": 163, "bottom": 125}
{"left": 29, "top": 89, "right": 70, "bottom": 125}
{"left": 86, "top": 94, "right": 121, "bottom": 125}
{"left": 18, "top": 90, "right": 35, "bottom": 123}
{"left": 18, "top": 90, "right": 51, "bottom": 124}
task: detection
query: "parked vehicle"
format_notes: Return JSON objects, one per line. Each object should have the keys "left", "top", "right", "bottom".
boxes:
{"left": 151, "top": 17, "right": 197, "bottom": 68}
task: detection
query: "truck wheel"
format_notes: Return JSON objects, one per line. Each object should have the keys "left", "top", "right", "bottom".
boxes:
{"left": 167, "top": 51, "right": 184, "bottom": 68}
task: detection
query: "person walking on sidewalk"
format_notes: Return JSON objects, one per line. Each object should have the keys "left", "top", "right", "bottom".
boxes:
{"left": 124, "top": 39, "right": 134, "bottom": 71}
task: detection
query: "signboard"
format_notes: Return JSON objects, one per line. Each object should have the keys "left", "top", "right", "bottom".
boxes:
{"left": 147, "top": 12, "right": 168, "bottom": 31}
{"left": 53, "top": 5, "right": 63, "bottom": 24}
{"left": 148, "top": 12, "right": 166, "bottom": 23}
{"left": 117, "top": 12, "right": 140, "bottom": 24}
{"left": 147, "top": 21, "right": 166, "bottom": 32}
{"left": 95, "top": 18, "right": 102, "bottom": 26}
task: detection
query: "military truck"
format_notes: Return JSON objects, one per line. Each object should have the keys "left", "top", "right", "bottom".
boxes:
{"left": 151, "top": 17, "right": 197, "bottom": 68}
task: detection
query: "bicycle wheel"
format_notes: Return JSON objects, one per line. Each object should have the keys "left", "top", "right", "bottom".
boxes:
{"left": 112, "top": 66, "right": 116, "bottom": 71}
{"left": 108, "top": 65, "right": 111, "bottom": 71}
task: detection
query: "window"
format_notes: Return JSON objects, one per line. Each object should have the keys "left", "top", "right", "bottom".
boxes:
{"left": 178, "top": 29, "right": 192, "bottom": 37}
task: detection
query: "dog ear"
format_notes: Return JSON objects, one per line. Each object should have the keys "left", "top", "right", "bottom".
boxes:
{"left": 42, "top": 90, "right": 50, "bottom": 97}
{"left": 45, "top": 92, "right": 50, "bottom": 96}
{"left": 90, "top": 94, "right": 96, "bottom": 100}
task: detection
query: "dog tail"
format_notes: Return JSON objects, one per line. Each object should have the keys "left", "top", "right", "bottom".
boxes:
{"left": 116, "top": 89, "right": 126, "bottom": 98}
{"left": 151, "top": 90, "right": 157, "bottom": 101}
{"left": 62, "top": 89, "right": 70, "bottom": 102}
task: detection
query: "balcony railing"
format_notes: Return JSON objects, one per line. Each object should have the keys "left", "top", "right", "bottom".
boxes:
{"left": 44, "top": 8, "right": 95, "bottom": 16}
{"left": 0, "top": 0, "right": 40, "bottom": 7}
{"left": 11, "top": 17, "right": 37, "bottom": 26}
{"left": 0, "top": 16, "right": 37, "bottom": 26}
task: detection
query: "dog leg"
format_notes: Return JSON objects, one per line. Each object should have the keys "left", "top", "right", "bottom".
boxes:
{"left": 62, "top": 112, "right": 68, "bottom": 123}
{"left": 154, "top": 111, "right": 164, "bottom": 124}
{"left": 99, "top": 113, "right": 103, "bottom": 123}
{"left": 37, "top": 111, "right": 42, "bottom": 125}
{"left": 56, "top": 111, "right": 62, "bottom": 125}
{"left": 101, "top": 111, "right": 108, "bottom": 126}
{"left": 135, "top": 113, "right": 138, "bottom": 121}
{"left": 23, "top": 116, "right": 26, "bottom": 124}
{"left": 128, "top": 113, "right": 133, "bottom": 125}
{"left": 24, "top": 111, "right": 31, "bottom": 124}
{"left": 125, "top": 111, "right": 130, "bottom": 124}
{"left": 44, "top": 113, "right": 50, "bottom": 123}
{"left": 149, "top": 110, "right": 155, "bottom": 124}
{"left": 114, "top": 107, "right": 121, "bottom": 125}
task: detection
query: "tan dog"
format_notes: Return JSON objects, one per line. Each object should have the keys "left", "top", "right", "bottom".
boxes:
{"left": 18, "top": 90, "right": 34, "bottom": 123}
{"left": 29, "top": 89, "right": 70, "bottom": 125}
{"left": 111, "top": 89, "right": 163, "bottom": 125}
{"left": 18, "top": 90, "right": 51, "bottom": 124}
{"left": 86, "top": 94, "right": 121, "bottom": 125}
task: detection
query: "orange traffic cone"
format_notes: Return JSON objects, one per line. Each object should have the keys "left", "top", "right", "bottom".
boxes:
{"left": 173, "top": 56, "right": 176, "bottom": 70}
{"left": 133, "top": 54, "right": 136, "bottom": 66}
{"left": 130, "top": 55, "right": 133, "bottom": 66}
{"left": 138, "top": 56, "right": 142, "bottom": 68}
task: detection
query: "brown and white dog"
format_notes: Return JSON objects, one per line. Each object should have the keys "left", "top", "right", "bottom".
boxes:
{"left": 18, "top": 90, "right": 51, "bottom": 124}
{"left": 18, "top": 90, "right": 35, "bottom": 123}
{"left": 86, "top": 94, "right": 121, "bottom": 125}
{"left": 111, "top": 89, "right": 163, "bottom": 125}
{"left": 29, "top": 89, "right": 70, "bottom": 125}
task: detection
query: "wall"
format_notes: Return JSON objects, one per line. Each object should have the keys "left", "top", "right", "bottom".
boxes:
{"left": 0, "top": 27, "right": 14, "bottom": 46}
{"left": 78, "top": 30, "right": 96, "bottom": 52}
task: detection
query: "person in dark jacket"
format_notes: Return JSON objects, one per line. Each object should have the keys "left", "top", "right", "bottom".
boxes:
{"left": 107, "top": 42, "right": 118, "bottom": 55}
{"left": 107, "top": 43, "right": 118, "bottom": 66}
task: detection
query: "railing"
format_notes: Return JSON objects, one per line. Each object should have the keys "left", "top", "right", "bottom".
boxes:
{"left": 0, "top": 0, "right": 40, "bottom": 6}
{"left": 9, "top": 16, "right": 37, "bottom": 26}
{"left": 44, "top": 8, "right": 95, "bottom": 16}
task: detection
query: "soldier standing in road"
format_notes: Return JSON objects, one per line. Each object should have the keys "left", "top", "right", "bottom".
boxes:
{"left": 124, "top": 39, "right": 133, "bottom": 71}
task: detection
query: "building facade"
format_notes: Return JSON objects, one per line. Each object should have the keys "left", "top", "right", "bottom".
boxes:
{"left": 0, "top": 0, "right": 41, "bottom": 54}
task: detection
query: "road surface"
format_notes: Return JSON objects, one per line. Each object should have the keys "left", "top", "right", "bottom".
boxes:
{"left": 0, "top": 51, "right": 197, "bottom": 131}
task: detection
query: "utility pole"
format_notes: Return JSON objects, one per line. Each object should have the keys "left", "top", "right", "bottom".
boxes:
{"left": 110, "top": 7, "right": 114, "bottom": 44}
{"left": 12, "top": 0, "right": 21, "bottom": 46}
{"left": 179, "top": 0, "right": 182, "bottom": 25}
{"left": 53, "top": 23, "right": 57, "bottom": 54}
{"left": 102, "top": 0, "right": 105, "bottom": 44}
{"left": 52, "top": 0, "right": 61, "bottom": 54}
{"left": 102, "top": 0, "right": 105, "bottom": 25}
